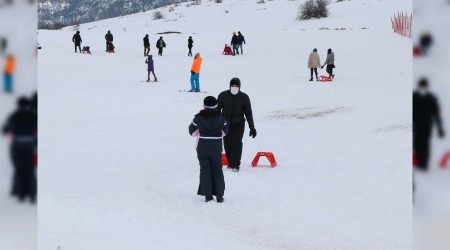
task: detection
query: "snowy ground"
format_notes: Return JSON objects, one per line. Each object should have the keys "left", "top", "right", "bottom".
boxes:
{"left": 412, "top": 0, "right": 450, "bottom": 249}
{"left": 38, "top": 0, "right": 412, "bottom": 249}
{"left": 0, "top": 2, "right": 37, "bottom": 250}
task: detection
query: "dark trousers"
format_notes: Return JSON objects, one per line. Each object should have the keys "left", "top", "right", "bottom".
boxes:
{"left": 158, "top": 47, "right": 163, "bottom": 56}
{"left": 326, "top": 64, "right": 334, "bottom": 76}
{"left": 188, "top": 47, "right": 192, "bottom": 56}
{"left": 106, "top": 41, "right": 111, "bottom": 51}
{"left": 197, "top": 140, "right": 225, "bottom": 196}
{"left": 414, "top": 133, "right": 430, "bottom": 171}
{"left": 223, "top": 123, "right": 245, "bottom": 169}
{"left": 10, "top": 141, "right": 36, "bottom": 201}
{"left": 144, "top": 46, "right": 150, "bottom": 56}
{"left": 147, "top": 70, "right": 156, "bottom": 80}
{"left": 310, "top": 68, "right": 318, "bottom": 80}
{"left": 75, "top": 44, "right": 81, "bottom": 53}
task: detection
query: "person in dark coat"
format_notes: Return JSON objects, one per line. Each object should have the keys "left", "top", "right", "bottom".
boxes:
{"left": 3, "top": 97, "right": 37, "bottom": 203}
{"left": 145, "top": 54, "right": 157, "bottom": 82}
{"left": 143, "top": 34, "right": 150, "bottom": 57}
{"left": 156, "top": 36, "right": 166, "bottom": 56}
{"left": 419, "top": 32, "right": 433, "bottom": 56}
{"left": 188, "top": 36, "right": 193, "bottom": 57}
{"left": 237, "top": 31, "right": 246, "bottom": 55}
{"left": 72, "top": 31, "right": 82, "bottom": 53}
{"left": 105, "top": 30, "right": 113, "bottom": 51}
{"left": 413, "top": 78, "right": 444, "bottom": 171}
{"left": 189, "top": 96, "right": 228, "bottom": 203}
{"left": 321, "top": 48, "right": 335, "bottom": 79}
{"left": 230, "top": 32, "right": 239, "bottom": 56}
{"left": 217, "top": 78, "right": 256, "bottom": 172}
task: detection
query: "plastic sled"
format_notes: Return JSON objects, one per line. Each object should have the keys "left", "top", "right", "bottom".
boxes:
{"left": 222, "top": 153, "right": 228, "bottom": 166}
{"left": 439, "top": 151, "right": 450, "bottom": 169}
{"left": 251, "top": 152, "right": 277, "bottom": 168}
{"left": 319, "top": 75, "right": 332, "bottom": 82}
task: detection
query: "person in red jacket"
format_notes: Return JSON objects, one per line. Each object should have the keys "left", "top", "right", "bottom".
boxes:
{"left": 189, "top": 53, "right": 202, "bottom": 92}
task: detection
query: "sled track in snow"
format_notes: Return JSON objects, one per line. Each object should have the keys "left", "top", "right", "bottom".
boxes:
{"left": 266, "top": 106, "right": 352, "bottom": 120}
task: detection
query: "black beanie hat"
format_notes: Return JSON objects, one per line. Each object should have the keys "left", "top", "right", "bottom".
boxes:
{"left": 204, "top": 96, "right": 218, "bottom": 109}
{"left": 418, "top": 78, "right": 428, "bottom": 88}
{"left": 230, "top": 77, "right": 241, "bottom": 87}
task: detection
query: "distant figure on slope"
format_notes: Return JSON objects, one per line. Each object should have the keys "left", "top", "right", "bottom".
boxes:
{"left": 72, "top": 31, "right": 82, "bottom": 53}
{"left": 3, "top": 54, "right": 15, "bottom": 93}
{"left": 143, "top": 34, "right": 150, "bottom": 57}
{"left": 321, "top": 48, "right": 335, "bottom": 79}
{"left": 189, "top": 96, "right": 228, "bottom": 203}
{"left": 188, "top": 36, "right": 194, "bottom": 57}
{"left": 145, "top": 54, "right": 157, "bottom": 82}
{"left": 308, "top": 48, "right": 321, "bottom": 81}
{"left": 3, "top": 97, "right": 37, "bottom": 203}
{"left": 107, "top": 41, "right": 115, "bottom": 53}
{"left": 230, "top": 32, "right": 239, "bottom": 56}
{"left": 222, "top": 44, "right": 232, "bottom": 55}
{"left": 237, "top": 31, "right": 246, "bottom": 55}
{"left": 105, "top": 30, "right": 113, "bottom": 52}
{"left": 419, "top": 32, "right": 433, "bottom": 56}
{"left": 413, "top": 78, "right": 444, "bottom": 171}
{"left": 189, "top": 53, "right": 202, "bottom": 92}
{"left": 156, "top": 36, "right": 166, "bottom": 56}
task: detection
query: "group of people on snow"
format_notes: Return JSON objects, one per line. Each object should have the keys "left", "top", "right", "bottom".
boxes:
{"left": 72, "top": 30, "right": 115, "bottom": 53}
{"left": 308, "top": 48, "right": 335, "bottom": 81}
{"left": 230, "top": 31, "right": 245, "bottom": 56}
{"left": 189, "top": 77, "right": 256, "bottom": 203}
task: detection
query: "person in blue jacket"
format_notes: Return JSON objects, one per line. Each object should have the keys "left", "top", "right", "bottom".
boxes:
{"left": 189, "top": 96, "right": 228, "bottom": 203}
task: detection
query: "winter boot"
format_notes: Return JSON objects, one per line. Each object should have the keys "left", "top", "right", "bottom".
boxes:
{"left": 146, "top": 79, "right": 150, "bottom": 82}
{"left": 205, "top": 195, "right": 214, "bottom": 202}
{"left": 216, "top": 196, "right": 224, "bottom": 203}
{"left": 309, "top": 78, "right": 313, "bottom": 81}
{"left": 154, "top": 78, "right": 158, "bottom": 82}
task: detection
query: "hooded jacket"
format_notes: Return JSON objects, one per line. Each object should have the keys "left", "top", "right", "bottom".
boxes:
{"left": 72, "top": 32, "right": 82, "bottom": 45}
{"left": 308, "top": 51, "right": 321, "bottom": 68}
{"left": 189, "top": 109, "right": 228, "bottom": 139}
{"left": 145, "top": 55, "right": 154, "bottom": 71}
{"left": 191, "top": 56, "right": 202, "bottom": 73}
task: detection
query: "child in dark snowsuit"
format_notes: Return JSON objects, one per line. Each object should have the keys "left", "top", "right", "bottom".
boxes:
{"left": 107, "top": 41, "right": 115, "bottom": 53}
{"left": 189, "top": 96, "right": 228, "bottom": 203}
{"left": 145, "top": 55, "right": 157, "bottom": 82}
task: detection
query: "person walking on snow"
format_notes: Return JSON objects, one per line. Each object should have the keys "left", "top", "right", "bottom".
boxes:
{"left": 189, "top": 96, "right": 228, "bottom": 203}
{"left": 321, "top": 48, "right": 335, "bottom": 79}
{"left": 237, "top": 31, "right": 246, "bottom": 55}
{"left": 3, "top": 55, "right": 15, "bottom": 93}
{"left": 230, "top": 32, "right": 239, "bottom": 56}
{"left": 145, "top": 54, "right": 157, "bottom": 82}
{"left": 72, "top": 31, "right": 82, "bottom": 53}
{"left": 217, "top": 78, "right": 256, "bottom": 172}
{"left": 143, "top": 34, "right": 150, "bottom": 56}
{"left": 188, "top": 36, "right": 194, "bottom": 57}
{"left": 156, "top": 36, "right": 166, "bottom": 56}
{"left": 308, "top": 48, "right": 321, "bottom": 81}
{"left": 105, "top": 30, "right": 113, "bottom": 52}
{"left": 189, "top": 53, "right": 202, "bottom": 92}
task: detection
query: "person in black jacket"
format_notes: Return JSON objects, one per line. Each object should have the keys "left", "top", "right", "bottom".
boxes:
{"left": 3, "top": 97, "right": 37, "bottom": 203}
{"left": 105, "top": 30, "right": 113, "bottom": 51}
{"left": 72, "top": 31, "right": 82, "bottom": 53}
{"left": 237, "top": 31, "right": 246, "bottom": 55}
{"left": 188, "top": 36, "right": 193, "bottom": 57}
{"left": 189, "top": 96, "right": 228, "bottom": 202}
{"left": 230, "top": 32, "right": 239, "bottom": 56}
{"left": 143, "top": 34, "right": 150, "bottom": 57}
{"left": 217, "top": 78, "right": 256, "bottom": 172}
{"left": 156, "top": 36, "right": 166, "bottom": 56}
{"left": 413, "top": 78, "right": 445, "bottom": 171}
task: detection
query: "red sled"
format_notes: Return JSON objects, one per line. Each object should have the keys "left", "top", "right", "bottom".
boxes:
{"left": 439, "top": 151, "right": 450, "bottom": 169}
{"left": 222, "top": 153, "right": 228, "bottom": 166}
{"left": 319, "top": 75, "right": 332, "bottom": 82}
{"left": 251, "top": 152, "right": 277, "bottom": 168}
{"left": 413, "top": 46, "right": 422, "bottom": 57}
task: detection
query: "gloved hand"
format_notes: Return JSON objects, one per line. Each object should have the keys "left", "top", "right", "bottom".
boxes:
{"left": 249, "top": 127, "right": 257, "bottom": 138}
{"left": 191, "top": 71, "right": 194, "bottom": 75}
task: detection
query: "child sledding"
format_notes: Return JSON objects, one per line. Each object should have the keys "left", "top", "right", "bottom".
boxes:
{"left": 82, "top": 46, "right": 92, "bottom": 54}
{"left": 107, "top": 41, "right": 115, "bottom": 53}
{"left": 222, "top": 44, "right": 232, "bottom": 55}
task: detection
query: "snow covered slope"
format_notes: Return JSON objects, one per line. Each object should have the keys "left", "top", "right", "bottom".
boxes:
{"left": 38, "top": 0, "right": 412, "bottom": 249}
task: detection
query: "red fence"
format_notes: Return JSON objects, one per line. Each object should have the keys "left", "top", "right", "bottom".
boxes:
{"left": 391, "top": 12, "right": 412, "bottom": 38}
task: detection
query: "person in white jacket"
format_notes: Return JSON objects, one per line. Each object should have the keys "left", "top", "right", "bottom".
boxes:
{"left": 308, "top": 48, "right": 321, "bottom": 81}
